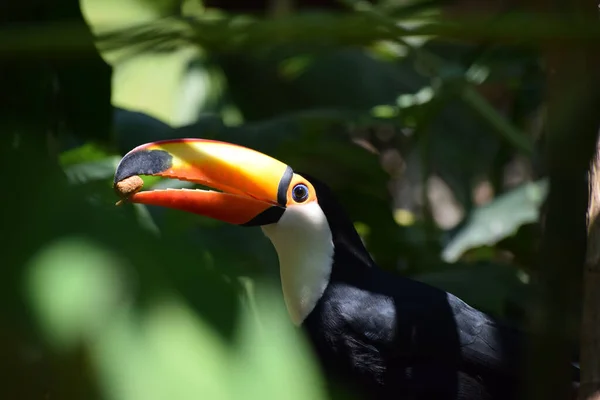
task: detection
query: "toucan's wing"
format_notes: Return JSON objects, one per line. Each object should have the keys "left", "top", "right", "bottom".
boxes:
{"left": 316, "top": 274, "right": 526, "bottom": 398}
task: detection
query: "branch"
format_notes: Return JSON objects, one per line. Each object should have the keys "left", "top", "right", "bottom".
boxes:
{"left": 528, "top": 1, "right": 600, "bottom": 398}
{"left": 581, "top": 138, "right": 600, "bottom": 400}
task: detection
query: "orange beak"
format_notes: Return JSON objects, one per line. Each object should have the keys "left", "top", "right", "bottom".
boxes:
{"left": 113, "top": 139, "right": 293, "bottom": 226}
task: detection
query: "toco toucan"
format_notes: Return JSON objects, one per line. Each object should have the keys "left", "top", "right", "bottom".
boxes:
{"left": 114, "top": 138, "right": 578, "bottom": 400}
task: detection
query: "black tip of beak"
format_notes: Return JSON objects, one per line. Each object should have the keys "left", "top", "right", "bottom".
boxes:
{"left": 114, "top": 149, "right": 173, "bottom": 183}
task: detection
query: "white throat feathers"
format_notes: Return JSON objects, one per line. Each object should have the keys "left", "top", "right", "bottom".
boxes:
{"left": 261, "top": 202, "right": 334, "bottom": 325}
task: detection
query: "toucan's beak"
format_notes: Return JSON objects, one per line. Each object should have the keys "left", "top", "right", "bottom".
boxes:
{"left": 113, "top": 139, "right": 293, "bottom": 226}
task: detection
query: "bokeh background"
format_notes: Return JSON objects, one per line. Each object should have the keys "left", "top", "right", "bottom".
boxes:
{"left": 2, "top": 0, "right": 598, "bottom": 399}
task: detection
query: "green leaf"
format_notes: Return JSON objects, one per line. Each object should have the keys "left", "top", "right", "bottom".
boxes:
{"left": 60, "top": 142, "right": 113, "bottom": 166}
{"left": 442, "top": 180, "right": 548, "bottom": 263}
{"left": 232, "top": 286, "right": 326, "bottom": 400}
{"left": 84, "top": 0, "right": 228, "bottom": 127}
{"left": 82, "top": 0, "right": 181, "bottom": 32}
{"left": 88, "top": 288, "right": 325, "bottom": 400}
{"left": 63, "top": 156, "right": 121, "bottom": 184}
{"left": 25, "top": 237, "right": 128, "bottom": 350}
{"left": 91, "top": 298, "right": 232, "bottom": 400}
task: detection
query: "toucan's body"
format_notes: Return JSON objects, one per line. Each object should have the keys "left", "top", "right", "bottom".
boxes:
{"left": 113, "top": 138, "right": 578, "bottom": 400}
{"left": 295, "top": 178, "right": 524, "bottom": 399}
{"left": 305, "top": 268, "right": 521, "bottom": 399}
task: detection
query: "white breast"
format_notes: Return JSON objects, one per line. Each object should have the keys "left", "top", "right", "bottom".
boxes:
{"left": 261, "top": 202, "right": 334, "bottom": 325}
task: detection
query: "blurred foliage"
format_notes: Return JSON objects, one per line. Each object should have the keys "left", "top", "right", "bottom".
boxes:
{"left": 442, "top": 179, "right": 547, "bottom": 263}
{"left": 2, "top": 0, "right": 596, "bottom": 399}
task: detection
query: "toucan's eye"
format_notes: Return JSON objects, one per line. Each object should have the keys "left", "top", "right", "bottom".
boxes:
{"left": 292, "top": 183, "right": 309, "bottom": 203}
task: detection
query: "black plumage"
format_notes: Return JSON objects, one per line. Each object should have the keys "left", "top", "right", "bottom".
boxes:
{"left": 300, "top": 176, "right": 576, "bottom": 400}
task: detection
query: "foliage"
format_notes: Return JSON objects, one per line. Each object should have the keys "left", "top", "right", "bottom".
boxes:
{"left": 3, "top": 0, "right": 592, "bottom": 399}
{"left": 442, "top": 179, "right": 547, "bottom": 263}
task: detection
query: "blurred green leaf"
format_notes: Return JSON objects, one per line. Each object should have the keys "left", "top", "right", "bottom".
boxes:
{"left": 83, "top": 0, "right": 227, "bottom": 126}
{"left": 60, "top": 142, "right": 113, "bottom": 166}
{"left": 92, "top": 298, "right": 232, "bottom": 400}
{"left": 232, "top": 287, "right": 326, "bottom": 400}
{"left": 63, "top": 156, "right": 121, "bottom": 184}
{"left": 26, "top": 237, "right": 129, "bottom": 350}
{"left": 442, "top": 180, "right": 548, "bottom": 263}
{"left": 90, "top": 290, "right": 324, "bottom": 400}
{"left": 82, "top": 0, "right": 182, "bottom": 32}
{"left": 132, "top": 203, "right": 161, "bottom": 235}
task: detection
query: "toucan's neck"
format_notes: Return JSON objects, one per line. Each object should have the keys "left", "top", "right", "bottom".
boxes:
{"left": 261, "top": 202, "right": 334, "bottom": 325}
{"left": 261, "top": 176, "right": 376, "bottom": 325}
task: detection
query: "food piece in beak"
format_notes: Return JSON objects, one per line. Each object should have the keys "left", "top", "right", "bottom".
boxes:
{"left": 114, "top": 175, "right": 144, "bottom": 205}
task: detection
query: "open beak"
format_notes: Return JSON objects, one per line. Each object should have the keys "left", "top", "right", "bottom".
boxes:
{"left": 113, "top": 139, "right": 293, "bottom": 226}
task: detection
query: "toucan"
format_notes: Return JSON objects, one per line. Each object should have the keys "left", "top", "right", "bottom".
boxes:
{"left": 114, "top": 138, "right": 578, "bottom": 400}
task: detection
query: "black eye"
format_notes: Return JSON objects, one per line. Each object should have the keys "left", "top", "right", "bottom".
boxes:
{"left": 292, "top": 183, "right": 309, "bottom": 203}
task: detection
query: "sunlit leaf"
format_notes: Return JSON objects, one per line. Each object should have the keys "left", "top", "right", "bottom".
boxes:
{"left": 83, "top": 0, "right": 227, "bottom": 127}
{"left": 81, "top": 0, "right": 181, "bottom": 31}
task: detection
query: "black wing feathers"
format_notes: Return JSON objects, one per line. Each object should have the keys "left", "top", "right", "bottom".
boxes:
{"left": 306, "top": 267, "right": 526, "bottom": 399}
